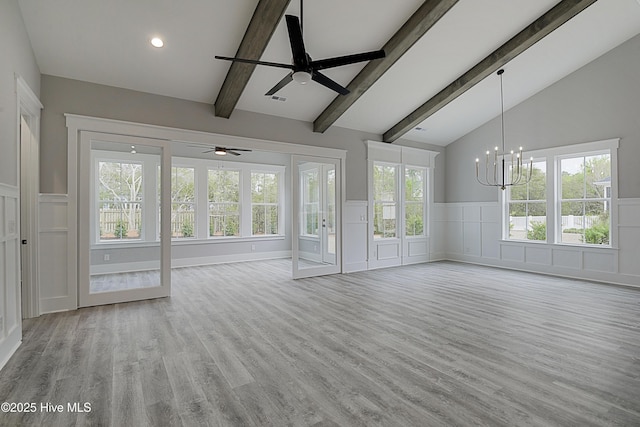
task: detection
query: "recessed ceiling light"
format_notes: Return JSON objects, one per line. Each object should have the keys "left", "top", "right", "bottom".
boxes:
{"left": 151, "top": 37, "right": 164, "bottom": 48}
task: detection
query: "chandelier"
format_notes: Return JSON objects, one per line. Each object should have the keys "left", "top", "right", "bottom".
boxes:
{"left": 475, "top": 69, "right": 532, "bottom": 190}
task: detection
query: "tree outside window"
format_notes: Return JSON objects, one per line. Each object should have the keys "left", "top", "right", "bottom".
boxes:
{"left": 98, "top": 161, "right": 143, "bottom": 240}
{"left": 373, "top": 163, "right": 397, "bottom": 239}
{"left": 208, "top": 169, "right": 240, "bottom": 237}
{"left": 171, "top": 167, "right": 196, "bottom": 238}
{"left": 405, "top": 167, "right": 425, "bottom": 237}
{"left": 560, "top": 154, "right": 611, "bottom": 245}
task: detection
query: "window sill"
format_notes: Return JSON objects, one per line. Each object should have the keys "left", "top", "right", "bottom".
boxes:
{"left": 500, "top": 239, "right": 618, "bottom": 250}
{"left": 173, "top": 235, "right": 286, "bottom": 245}
{"left": 92, "top": 234, "right": 286, "bottom": 249}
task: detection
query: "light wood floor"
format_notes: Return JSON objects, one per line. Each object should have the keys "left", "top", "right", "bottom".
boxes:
{"left": 1, "top": 260, "right": 639, "bottom": 426}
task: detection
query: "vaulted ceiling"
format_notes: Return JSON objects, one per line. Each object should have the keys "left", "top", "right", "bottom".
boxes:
{"left": 18, "top": 0, "right": 640, "bottom": 146}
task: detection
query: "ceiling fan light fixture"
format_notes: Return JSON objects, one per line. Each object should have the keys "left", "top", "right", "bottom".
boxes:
{"left": 292, "top": 71, "right": 312, "bottom": 85}
{"left": 214, "top": 147, "right": 227, "bottom": 156}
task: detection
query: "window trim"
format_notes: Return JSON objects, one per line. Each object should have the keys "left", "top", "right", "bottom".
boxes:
{"left": 501, "top": 138, "right": 619, "bottom": 248}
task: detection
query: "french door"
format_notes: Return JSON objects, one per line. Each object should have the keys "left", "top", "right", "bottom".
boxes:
{"left": 78, "top": 132, "right": 171, "bottom": 307}
{"left": 292, "top": 155, "right": 341, "bottom": 278}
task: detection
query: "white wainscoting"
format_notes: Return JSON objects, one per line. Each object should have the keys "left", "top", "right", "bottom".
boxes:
{"left": 39, "top": 194, "right": 76, "bottom": 313}
{"left": 344, "top": 201, "right": 368, "bottom": 272}
{"left": 0, "top": 184, "right": 22, "bottom": 369}
{"left": 434, "top": 200, "right": 640, "bottom": 287}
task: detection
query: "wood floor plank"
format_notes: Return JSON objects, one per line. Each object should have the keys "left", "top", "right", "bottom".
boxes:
{"left": 0, "top": 260, "right": 639, "bottom": 426}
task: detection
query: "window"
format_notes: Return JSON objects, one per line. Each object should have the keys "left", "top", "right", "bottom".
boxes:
{"left": 208, "top": 169, "right": 240, "bottom": 237}
{"left": 405, "top": 167, "right": 426, "bottom": 237}
{"left": 251, "top": 171, "right": 280, "bottom": 235}
{"left": 171, "top": 166, "right": 196, "bottom": 238}
{"left": 503, "top": 140, "right": 616, "bottom": 247}
{"left": 508, "top": 160, "right": 546, "bottom": 241}
{"left": 559, "top": 153, "right": 611, "bottom": 245}
{"left": 97, "top": 161, "right": 143, "bottom": 241}
{"left": 93, "top": 154, "right": 284, "bottom": 244}
{"left": 373, "top": 163, "right": 397, "bottom": 239}
{"left": 301, "top": 168, "right": 319, "bottom": 236}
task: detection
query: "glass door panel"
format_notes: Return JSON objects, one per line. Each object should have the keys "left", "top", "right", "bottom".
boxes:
{"left": 78, "top": 132, "right": 171, "bottom": 306}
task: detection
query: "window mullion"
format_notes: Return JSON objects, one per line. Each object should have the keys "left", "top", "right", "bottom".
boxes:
{"left": 196, "top": 164, "right": 209, "bottom": 239}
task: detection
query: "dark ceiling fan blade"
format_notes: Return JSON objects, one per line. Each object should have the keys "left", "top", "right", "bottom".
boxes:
{"left": 311, "top": 50, "right": 386, "bottom": 71}
{"left": 215, "top": 55, "right": 293, "bottom": 70}
{"left": 202, "top": 146, "right": 252, "bottom": 156}
{"left": 311, "top": 71, "right": 349, "bottom": 95}
{"left": 285, "top": 15, "right": 308, "bottom": 68}
{"left": 265, "top": 73, "right": 294, "bottom": 96}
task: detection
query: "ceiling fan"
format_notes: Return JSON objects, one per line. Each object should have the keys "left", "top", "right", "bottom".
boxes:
{"left": 215, "top": 1, "right": 385, "bottom": 96}
{"left": 202, "top": 146, "right": 252, "bottom": 156}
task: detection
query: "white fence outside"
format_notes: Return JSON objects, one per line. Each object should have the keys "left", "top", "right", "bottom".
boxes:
{"left": 510, "top": 215, "right": 599, "bottom": 231}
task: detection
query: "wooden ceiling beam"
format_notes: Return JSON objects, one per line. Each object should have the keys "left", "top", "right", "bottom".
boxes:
{"left": 383, "top": 0, "right": 598, "bottom": 143}
{"left": 313, "top": 0, "right": 459, "bottom": 134}
{"left": 214, "top": 0, "right": 291, "bottom": 118}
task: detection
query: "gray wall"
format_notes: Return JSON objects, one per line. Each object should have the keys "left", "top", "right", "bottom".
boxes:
{"left": 0, "top": 0, "right": 41, "bottom": 186}
{"left": 40, "top": 75, "right": 445, "bottom": 201}
{"left": 445, "top": 33, "right": 640, "bottom": 202}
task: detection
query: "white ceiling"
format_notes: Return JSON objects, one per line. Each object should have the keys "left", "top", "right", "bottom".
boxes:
{"left": 18, "top": 0, "right": 640, "bottom": 146}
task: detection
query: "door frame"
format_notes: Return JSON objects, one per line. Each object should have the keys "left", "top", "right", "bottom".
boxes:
{"left": 78, "top": 131, "right": 171, "bottom": 307}
{"left": 17, "top": 75, "right": 43, "bottom": 319}
{"left": 292, "top": 155, "right": 342, "bottom": 279}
